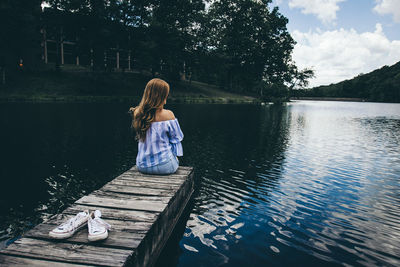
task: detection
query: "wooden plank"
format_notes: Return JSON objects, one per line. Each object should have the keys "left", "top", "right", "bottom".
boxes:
{"left": 1, "top": 238, "right": 132, "bottom": 267}
{"left": 90, "top": 190, "right": 171, "bottom": 202}
{"left": 108, "top": 179, "right": 181, "bottom": 190}
{"left": 118, "top": 172, "right": 188, "bottom": 178}
{"left": 117, "top": 172, "right": 188, "bottom": 180}
{"left": 131, "top": 167, "right": 194, "bottom": 267}
{"left": 114, "top": 176, "right": 185, "bottom": 185}
{"left": 76, "top": 195, "right": 167, "bottom": 212}
{"left": 101, "top": 184, "right": 178, "bottom": 196}
{"left": 25, "top": 230, "right": 144, "bottom": 250}
{"left": 63, "top": 205, "right": 158, "bottom": 222}
{"left": 38, "top": 213, "right": 153, "bottom": 232}
{"left": 0, "top": 166, "right": 195, "bottom": 267}
{"left": 0, "top": 255, "right": 89, "bottom": 266}
{"left": 24, "top": 222, "right": 145, "bottom": 250}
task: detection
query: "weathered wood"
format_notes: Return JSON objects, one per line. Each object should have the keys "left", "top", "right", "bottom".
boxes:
{"left": 37, "top": 213, "right": 153, "bottom": 232}
{"left": 63, "top": 205, "right": 158, "bottom": 222}
{"left": 24, "top": 214, "right": 151, "bottom": 250}
{"left": 76, "top": 195, "right": 168, "bottom": 212}
{"left": 0, "top": 255, "right": 89, "bottom": 266}
{"left": 117, "top": 172, "right": 187, "bottom": 180}
{"left": 25, "top": 225, "right": 145, "bottom": 250}
{"left": 108, "top": 179, "right": 181, "bottom": 190}
{"left": 101, "top": 184, "right": 178, "bottom": 197}
{"left": 0, "top": 238, "right": 132, "bottom": 266}
{"left": 90, "top": 190, "right": 172, "bottom": 203}
{"left": 0, "top": 166, "right": 194, "bottom": 267}
{"left": 115, "top": 175, "right": 185, "bottom": 184}
{"left": 130, "top": 168, "right": 195, "bottom": 267}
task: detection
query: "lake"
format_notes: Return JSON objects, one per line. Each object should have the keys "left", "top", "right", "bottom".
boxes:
{"left": 0, "top": 101, "right": 399, "bottom": 266}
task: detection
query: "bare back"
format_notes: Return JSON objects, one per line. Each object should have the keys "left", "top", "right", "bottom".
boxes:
{"left": 154, "top": 109, "right": 175, "bottom": 122}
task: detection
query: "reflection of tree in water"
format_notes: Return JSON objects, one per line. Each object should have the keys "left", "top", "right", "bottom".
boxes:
{"left": 169, "top": 104, "right": 293, "bottom": 267}
{"left": 177, "top": 104, "right": 291, "bottom": 175}
{"left": 0, "top": 103, "right": 137, "bottom": 248}
{"left": 253, "top": 104, "right": 292, "bottom": 171}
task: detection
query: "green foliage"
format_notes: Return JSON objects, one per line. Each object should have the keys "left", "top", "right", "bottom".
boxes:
{"left": 203, "top": 0, "right": 298, "bottom": 93}
{"left": 304, "top": 61, "right": 400, "bottom": 103}
{"left": 0, "top": 0, "right": 42, "bottom": 74}
{"left": 2, "top": 0, "right": 315, "bottom": 95}
{"left": 256, "top": 81, "right": 289, "bottom": 103}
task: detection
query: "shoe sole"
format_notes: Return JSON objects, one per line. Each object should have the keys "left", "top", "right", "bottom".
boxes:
{"left": 49, "top": 220, "right": 88, "bottom": 239}
{"left": 88, "top": 231, "right": 108, "bottom": 242}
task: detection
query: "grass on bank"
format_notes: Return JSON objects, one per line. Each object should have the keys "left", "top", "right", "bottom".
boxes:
{"left": 0, "top": 65, "right": 257, "bottom": 104}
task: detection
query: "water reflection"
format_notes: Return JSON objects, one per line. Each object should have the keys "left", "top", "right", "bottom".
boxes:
{"left": 172, "top": 102, "right": 400, "bottom": 266}
{"left": 170, "top": 104, "right": 293, "bottom": 266}
{"left": 1, "top": 101, "right": 400, "bottom": 266}
{"left": 0, "top": 103, "right": 137, "bottom": 248}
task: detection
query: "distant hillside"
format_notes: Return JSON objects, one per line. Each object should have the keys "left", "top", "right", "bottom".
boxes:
{"left": 305, "top": 61, "right": 400, "bottom": 103}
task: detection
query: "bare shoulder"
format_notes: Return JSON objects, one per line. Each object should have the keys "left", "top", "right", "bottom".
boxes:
{"left": 130, "top": 107, "right": 138, "bottom": 117}
{"left": 155, "top": 109, "right": 175, "bottom": 121}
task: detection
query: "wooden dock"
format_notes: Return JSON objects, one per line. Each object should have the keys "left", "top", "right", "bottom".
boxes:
{"left": 0, "top": 166, "right": 194, "bottom": 266}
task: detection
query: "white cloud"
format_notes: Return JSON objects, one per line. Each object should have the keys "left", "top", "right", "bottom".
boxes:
{"left": 373, "top": 0, "right": 400, "bottom": 22}
{"left": 288, "top": 0, "right": 346, "bottom": 24}
{"left": 292, "top": 24, "right": 400, "bottom": 87}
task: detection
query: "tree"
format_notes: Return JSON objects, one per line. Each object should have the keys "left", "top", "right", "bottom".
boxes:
{"left": 1, "top": 0, "right": 315, "bottom": 97}
{"left": 141, "top": 0, "right": 205, "bottom": 79}
{"left": 0, "top": 0, "right": 42, "bottom": 84}
{"left": 288, "top": 66, "right": 315, "bottom": 90}
{"left": 204, "top": 0, "right": 300, "bottom": 94}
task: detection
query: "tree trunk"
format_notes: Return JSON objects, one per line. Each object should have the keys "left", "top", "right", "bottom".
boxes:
{"left": 128, "top": 51, "right": 131, "bottom": 71}
{"left": 55, "top": 26, "right": 61, "bottom": 72}
{"left": 228, "top": 69, "right": 233, "bottom": 91}
{"left": 1, "top": 68, "right": 5, "bottom": 85}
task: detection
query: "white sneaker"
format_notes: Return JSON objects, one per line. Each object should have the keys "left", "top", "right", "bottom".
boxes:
{"left": 49, "top": 210, "right": 89, "bottom": 239}
{"left": 88, "top": 210, "right": 111, "bottom": 242}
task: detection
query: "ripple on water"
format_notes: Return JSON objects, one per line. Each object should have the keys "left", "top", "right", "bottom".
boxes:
{"left": 180, "top": 102, "right": 400, "bottom": 266}
{"left": 1, "top": 102, "right": 400, "bottom": 266}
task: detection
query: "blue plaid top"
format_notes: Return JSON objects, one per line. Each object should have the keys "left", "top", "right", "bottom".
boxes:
{"left": 136, "top": 119, "right": 184, "bottom": 168}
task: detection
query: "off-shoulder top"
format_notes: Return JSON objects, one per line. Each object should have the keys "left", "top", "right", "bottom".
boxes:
{"left": 136, "top": 118, "right": 184, "bottom": 168}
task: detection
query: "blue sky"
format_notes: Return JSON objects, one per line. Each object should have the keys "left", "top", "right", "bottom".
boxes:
{"left": 271, "top": 0, "right": 400, "bottom": 87}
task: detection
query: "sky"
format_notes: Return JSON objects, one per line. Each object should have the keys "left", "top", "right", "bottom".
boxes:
{"left": 271, "top": 0, "right": 400, "bottom": 87}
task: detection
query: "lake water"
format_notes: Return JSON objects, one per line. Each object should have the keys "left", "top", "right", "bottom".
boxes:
{"left": 0, "top": 101, "right": 399, "bottom": 266}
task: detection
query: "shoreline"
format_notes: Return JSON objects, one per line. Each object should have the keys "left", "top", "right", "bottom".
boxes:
{"left": 0, "top": 70, "right": 258, "bottom": 104}
{"left": 291, "top": 97, "right": 366, "bottom": 102}
{"left": 0, "top": 95, "right": 259, "bottom": 104}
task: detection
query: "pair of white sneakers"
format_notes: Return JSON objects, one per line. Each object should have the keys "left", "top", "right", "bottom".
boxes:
{"left": 49, "top": 210, "right": 111, "bottom": 242}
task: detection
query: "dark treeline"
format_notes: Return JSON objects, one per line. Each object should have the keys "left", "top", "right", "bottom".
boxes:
{"left": 294, "top": 61, "right": 400, "bottom": 103}
{"left": 0, "top": 0, "right": 314, "bottom": 98}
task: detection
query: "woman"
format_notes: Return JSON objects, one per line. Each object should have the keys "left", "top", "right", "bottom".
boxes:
{"left": 130, "top": 78, "right": 183, "bottom": 174}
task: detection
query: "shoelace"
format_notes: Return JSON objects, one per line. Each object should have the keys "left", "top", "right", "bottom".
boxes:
{"left": 58, "top": 212, "right": 87, "bottom": 231}
{"left": 90, "top": 211, "right": 111, "bottom": 233}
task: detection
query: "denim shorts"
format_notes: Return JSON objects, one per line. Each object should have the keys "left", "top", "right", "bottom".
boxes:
{"left": 137, "top": 154, "right": 179, "bottom": 175}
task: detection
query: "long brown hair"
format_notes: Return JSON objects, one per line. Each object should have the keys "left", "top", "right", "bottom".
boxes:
{"left": 132, "top": 78, "right": 170, "bottom": 141}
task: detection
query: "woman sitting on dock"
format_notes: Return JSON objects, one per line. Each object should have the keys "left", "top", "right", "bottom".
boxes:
{"left": 130, "top": 78, "right": 184, "bottom": 175}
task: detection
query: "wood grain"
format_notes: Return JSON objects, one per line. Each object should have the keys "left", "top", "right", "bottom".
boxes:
{"left": 0, "top": 255, "right": 90, "bottom": 266}
{"left": 0, "top": 166, "right": 194, "bottom": 267}
{"left": 1, "top": 238, "right": 132, "bottom": 266}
